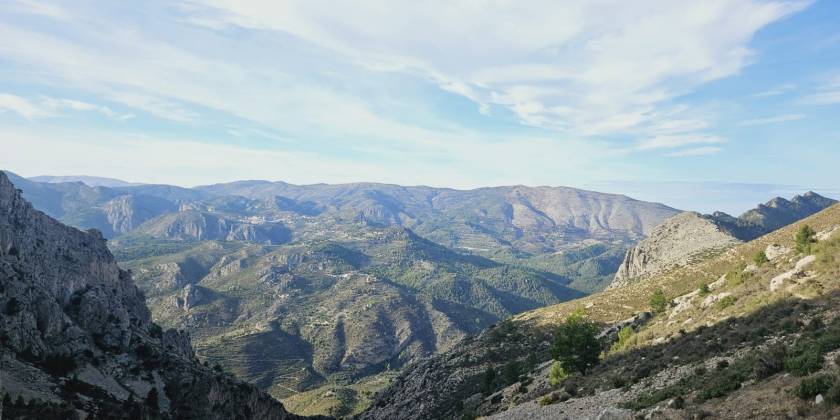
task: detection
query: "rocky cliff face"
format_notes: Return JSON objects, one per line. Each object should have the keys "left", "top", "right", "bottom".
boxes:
{"left": 0, "top": 171, "right": 309, "bottom": 419}
{"left": 128, "top": 210, "right": 291, "bottom": 244}
{"left": 609, "top": 212, "right": 742, "bottom": 289}
{"left": 609, "top": 192, "right": 836, "bottom": 289}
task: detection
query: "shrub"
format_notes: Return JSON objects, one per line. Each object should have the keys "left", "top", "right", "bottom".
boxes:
{"left": 698, "top": 283, "right": 710, "bottom": 297}
{"left": 550, "top": 310, "right": 601, "bottom": 375}
{"left": 539, "top": 394, "right": 557, "bottom": 406}
{"left": 43, "top": 354, "right": 77, "bottom": 377}
{"left": 650, "top": 290, "right": 668, "bottom": 313}
{"left": 716, "top": 295, "right": 737, "bottom": 310}
{"left": 785, "top": 345, "right": 822, "bottom": 376}
{"left": 4, "top": 298, "right": 21, "bottom": 316}
{"left": 149, "top": 323, "right": 163, "bottom": 339}
{"left": 794, "top": 374, "right": 834, "bottom": 400}
{"left": 502, "top": 360, "right": 522, "bottom": 385}
{"left": 751, "top": 344, "right": 787, "bottom": 379}
{"left": 610, "top": 326, "right": 635, "bottom": 353}
{"left": 480, "top": 365, "right": 496, "bottom": 395}
{"left": 795, "top": 225, "right": 816, "bottom": 254}
{"left": 825, "top": 382, "right": 840, "bottom": 405}
{"left": 753, "top": 250, "right": 769, "bottom": 267}
{"left": 549, "top": 361, "right": 566, "bottom": 387}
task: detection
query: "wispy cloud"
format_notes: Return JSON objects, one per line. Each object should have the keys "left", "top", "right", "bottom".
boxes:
{"left": 664, "top": 146, "right": 723, "bottom": 157}
{"left": 740, "top": 114, "right": 805, "bottom": 126}
{"left": 752, "top": 83, "right": 797, "bottom": 98}
{"left": 190, "top": 0, "right": 812, "bottom": 141}
{"left": 636, "top": 134, "right": 725, "bottom": 150}
{"left": 798, "top": 73, "right": 840, "bottom": 105}
{"left": 0, "top": 93, "right": 132, "bottom": 120}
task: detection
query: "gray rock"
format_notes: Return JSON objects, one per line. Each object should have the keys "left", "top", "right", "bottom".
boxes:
{"left": 597, "top": 407, "right": 634, "bottom": 420}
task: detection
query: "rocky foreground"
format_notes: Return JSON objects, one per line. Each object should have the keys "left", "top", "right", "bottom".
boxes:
{"left": 0, "top": 171, "right": 318, "bottom": 419}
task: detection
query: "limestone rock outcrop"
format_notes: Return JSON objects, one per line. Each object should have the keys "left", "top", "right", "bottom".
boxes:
{"left": 609, "top": 212, "right": 742, "bottom": 289}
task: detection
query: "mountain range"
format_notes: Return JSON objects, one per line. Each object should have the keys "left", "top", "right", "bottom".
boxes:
{"left": 3, "top": 170, "right": 837, "bottom": 418}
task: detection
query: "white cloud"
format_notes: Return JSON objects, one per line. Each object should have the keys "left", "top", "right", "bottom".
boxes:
{"left": 740, "top": 114, "right": 805, "bottom": 126}
{"left": 192, "top": 0, "right": 811, "bottom": 139}
{"left": 0, "top": 93, "right": 132, "bottom": 120}
{"left": 0, "top": 94, "right": 50, "bottom": 119}
{"left": 752, "top": 83, "right": 797, "bottom": 98}
{"left": 664, "top": 146, "right": 723, "bottom": 157}
{"left": 637, "top": 134, "right": 725, "bottom": 150}
{"left": 799, "top": 73, "right": 840, "bottom": 105}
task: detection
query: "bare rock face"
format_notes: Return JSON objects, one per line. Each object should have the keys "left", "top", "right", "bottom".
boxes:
{"left": 609, "top": 212, "right": 742, "bottom": 289}
{"left": 0, "top": 172, "right": 308, "bottom": 420}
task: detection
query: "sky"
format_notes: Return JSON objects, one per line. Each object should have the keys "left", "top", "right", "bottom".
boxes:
{"left": 1, "top": 0, "right": 839, "bottom": 214}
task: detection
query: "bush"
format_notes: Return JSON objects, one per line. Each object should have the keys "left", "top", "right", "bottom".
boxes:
{"left": 698, "top": 283, "right": 710, "bottom": 297}
{"left": 480, "top": 365, "right": 496, "bottom": 395}
{"left": 539, "top": 394, "right": 557, "bottom": 406}
{"left": 650, "top": 290, "right": 668, "bottom": 313}
{"left": 794, "top": 374, "right": 834, "bottom": 400}
{"left": 149, "top": 323, "right": 163, "bottom": 339}
{"left": 796, "top": 225, "right": 816, "bottom": 254}
{"left": 550, "top": 310, "right": 601, "bottom": 375}
{"left": 502, "top": 360, "right": 522, "bottom": 385}
{"left": 825, "top": 382, "right": 840, "bottom": 405}
{"left": 610, "top": 326, "right": 635, "bottom": 353}
{"left": 753, "top": 250, "right": 769, "bottom": 267}
{"left": 751, "top": 344, "right": 787, "bottom": 379}
{"left": 42, "top": 354, "right": 77, "bottom": 377}
{"left": 716, "top": 295, "right": 737, "bottom": 310}
{"left": 4, "top": 298, "right": 21, "bottom": 316}
{"left": 549, "top": 361, "right": 566, "bottom": 387}
{"left": 785, "top": 345, "right": 822, "bottom": 376}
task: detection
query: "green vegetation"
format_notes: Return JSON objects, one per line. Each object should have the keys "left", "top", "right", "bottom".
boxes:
{"left": 753, "top": 250, "right": 769, "bottom": 267}
{"left": 550, "top": 311, "right": 600, "bottom": 375}
{"left": 715, "top": 295, "right": 738, "bottom": 309}
{"left": 480, "top": 365, "right": 497, "bottom": 395}
{"left": 549, "top": 361, "right": 566, "bottom": 387}
{"left": 609, "top": 326, "right": 636, "bottom": 353}
{"left": 649, "top": 289, "right": 668, "bottom": 313}
{"left": 794, "top": 374, "right": 835, "bottom": 400}
{"left": 795, "top": 225, "right": 816, "bottom": 254}
{"left": 697, "top": 282, "right": 710, "bottom": 297}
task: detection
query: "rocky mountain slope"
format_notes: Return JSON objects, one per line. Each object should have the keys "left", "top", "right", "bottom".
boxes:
{"left": 610, "top": 192, "right": 836, "bottom": 288}
{"left": 609, "top": 212, "right": 744, "bottom": 289}
{"left": 359, "top": 202, "right": 840, "bottom": 420}
{"left": 118, "top": 224, "right": 585, "bottom": 416}
{"left": 195, "top": 181, "right": 679, "bottom": 254}
{"left": 0, "top": 171, "right": 310, "bottom": 419}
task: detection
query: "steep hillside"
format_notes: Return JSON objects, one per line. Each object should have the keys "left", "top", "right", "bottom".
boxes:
{"left": 118, "top": 225, "right": 584, "bottom": 416}
{"left": 0, "top": 172, "right": 310, "bottom": 419}
{"left": 359, "top": 203, "right": 840, "bottom": 420}
{"left": 610, "top": 192, "right": 835, "bottom": 288}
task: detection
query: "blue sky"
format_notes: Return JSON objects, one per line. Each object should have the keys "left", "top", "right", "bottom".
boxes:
{"left": 1, "top": 0, "right": 839, "bottom": 214}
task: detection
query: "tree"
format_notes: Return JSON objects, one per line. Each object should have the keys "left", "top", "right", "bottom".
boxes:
{"left": 145, "top": 388, "right": 160, "bottom": 416}
{"left": 480, "top": 365, "right": 496, "bottom": 395}
{"left": 795, "top": 225, "right": 816, "bottom": 254}
{"left": 502, "top": 360, "right": 521, "bottom": 385}
{"left": 550, "top": 310, "right": 600, "bottom": 375}
{"left": 649, "top": 289, "right": 668, "bottom": 313}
